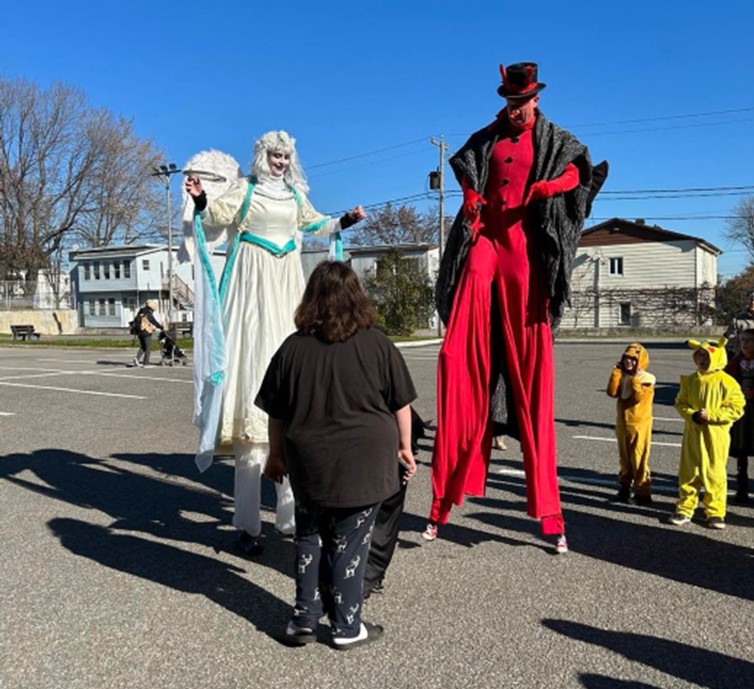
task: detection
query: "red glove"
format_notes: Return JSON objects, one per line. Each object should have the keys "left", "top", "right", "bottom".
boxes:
{"left": 524, "top": 163, "right": 580, "bottom": 205}
{"left": 462, "top": 186, "right": 487, "bottom": 222}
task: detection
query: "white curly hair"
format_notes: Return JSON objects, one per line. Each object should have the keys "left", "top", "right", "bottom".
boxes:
{"left": 251, "top": 130, "right": 309, "bottom": 193}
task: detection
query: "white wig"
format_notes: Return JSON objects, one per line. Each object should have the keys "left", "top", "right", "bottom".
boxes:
{"left": 251, "top": 130, "right": 309, "bottom": 193}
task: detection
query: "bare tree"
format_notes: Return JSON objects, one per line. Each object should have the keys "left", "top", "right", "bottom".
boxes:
{"left": 348, "top": 203, "right": 439, "bottom": 246}
{"left": 725, "top": 195, "right": 754, "bottom": 262}
{"left": 0, "top": 77, "right": 165, "bottom": 285}
{"left": 73, "top": 123, "right": 165, "bottom": 247}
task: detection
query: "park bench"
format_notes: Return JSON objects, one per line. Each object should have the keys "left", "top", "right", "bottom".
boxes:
{"left": 10, "top": 325, "right": 41, "bottom": 341}
{"left": 169, "top": 322, "right": 193, "bottom": 338}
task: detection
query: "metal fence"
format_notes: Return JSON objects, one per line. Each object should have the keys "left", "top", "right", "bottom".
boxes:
{"left": 0, "top": 280, "right": 74, "bottom": 310}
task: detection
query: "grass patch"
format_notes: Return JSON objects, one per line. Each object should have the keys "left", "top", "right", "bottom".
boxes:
{"left": 0, "top": 335, "right": 193, "bottom": 350}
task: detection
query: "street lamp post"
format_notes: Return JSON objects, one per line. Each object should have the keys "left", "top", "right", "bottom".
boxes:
{"left": 151, "top": 163, "right": 182, "bottom": 330}
{"left": 429, "top": 136, "right": 448, "bottom": 337}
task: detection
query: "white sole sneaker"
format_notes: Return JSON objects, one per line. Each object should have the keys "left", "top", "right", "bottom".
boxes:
{"left": 421, "top": 524, "right": 438, "bottom": 541}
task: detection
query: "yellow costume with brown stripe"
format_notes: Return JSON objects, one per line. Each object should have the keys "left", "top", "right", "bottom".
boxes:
{"left": 607, "top": 343, "right": 655, "bottom": 496}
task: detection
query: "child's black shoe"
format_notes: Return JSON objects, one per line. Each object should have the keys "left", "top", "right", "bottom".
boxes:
{"left": 634, "top": 493, "right": 653, "bottom": 506}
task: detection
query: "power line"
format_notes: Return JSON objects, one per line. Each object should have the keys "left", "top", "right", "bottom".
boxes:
{"left": 566, "top": 106, "right": 754, "bottom": 128}
{"left": 306, "top": 105, "right": 754, "bottom": 172}
{"left": 327, "top": 192, "right": 430, "bottom": 216}
{"left": 307, "top": 137, "right": 429, "bottom": 170}
{"left": 575, "top": 117, "right": 754, "bottom": 137}
{"left": 600, "top": 185, "right": 754, "bottom": 195}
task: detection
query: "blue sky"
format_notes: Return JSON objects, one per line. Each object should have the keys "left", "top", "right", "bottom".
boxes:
{"left": 3, "top": 1, "right": 753, "bottom": 278}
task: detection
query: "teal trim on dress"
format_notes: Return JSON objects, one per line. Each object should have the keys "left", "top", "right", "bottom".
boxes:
{"left": 239, "top": 232, "right": 297, "bottom": 256}
{"left": 219, "top": 232, "right": 243, "bottom": 304}
{"left": 193, "top": 211, "right": 224, "bottom": 386}
{"left": 301, "top": 217, "right": 330, "bottom": 234}
{"left": 331, "top": 231, "right": 343, "bottom": 261}
{"left": 194, "top": 212, "right": 221, "bottom": 312}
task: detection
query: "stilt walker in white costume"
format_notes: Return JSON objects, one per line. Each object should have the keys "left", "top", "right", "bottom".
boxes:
{"left": 180, "top": 131, "right": 366, "bottom": 555}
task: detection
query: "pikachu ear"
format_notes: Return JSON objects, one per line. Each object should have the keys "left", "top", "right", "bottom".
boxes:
{"left": 717, "top": 336, "right": 728, "bottom": 349}
{"left": 686, "top": 339, "right": 702, "bottom": 350}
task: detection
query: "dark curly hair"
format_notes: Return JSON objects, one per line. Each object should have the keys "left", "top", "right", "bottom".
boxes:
{"left": 295, "top": 261, "right": 375, "bottom": 343}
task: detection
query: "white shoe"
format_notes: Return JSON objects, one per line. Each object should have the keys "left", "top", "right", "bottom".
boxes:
{"left": 422, "top": 523, "right": 438, "bottom": 541}
{"left": 554, "top": 534, "right": 569, "bottom": 554}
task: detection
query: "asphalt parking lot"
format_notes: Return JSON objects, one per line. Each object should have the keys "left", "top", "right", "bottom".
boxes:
{"left": 1, "top": 340, "right": 752, "bottom": 689}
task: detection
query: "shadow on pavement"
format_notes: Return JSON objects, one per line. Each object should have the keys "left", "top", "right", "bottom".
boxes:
{"left": 543, "top": 619, "right": 754, "bottom": 689}
{"left": 580, "top": 676, "right": 661, "bottom": 689}
{"left": 0, "top": 449, "right": 295, "bottom": 578}
{"left": 48, "top": 518, "right": 289, "bottom": 634}
{"left": 471, "top": 476, "right": 754, "bottom": 601}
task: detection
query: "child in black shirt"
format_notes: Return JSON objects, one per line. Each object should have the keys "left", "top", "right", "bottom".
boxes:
{"left": 256, "top": 261, "right": 417, "bottom": 650}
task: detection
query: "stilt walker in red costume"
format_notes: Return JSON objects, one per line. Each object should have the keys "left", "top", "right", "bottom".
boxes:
{"left": 426, "top": 62, "right": 608, "bottom": 552}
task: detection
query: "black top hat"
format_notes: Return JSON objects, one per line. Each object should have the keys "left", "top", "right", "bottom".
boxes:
{"left": 497, "top": 62, "right": 546, "bottom": 99}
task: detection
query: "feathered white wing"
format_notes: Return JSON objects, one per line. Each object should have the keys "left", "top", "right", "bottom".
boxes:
{"left": 179, "top": 149, "right": 243, "bottom": 472}
{"left": 177, "top": 149, "right": 244, "bottom": 263}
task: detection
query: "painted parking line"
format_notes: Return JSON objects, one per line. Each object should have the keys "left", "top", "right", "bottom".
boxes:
{"left": 37, "top": 358, "right": 103, "bottom": 366}
{"left": 0, "top": 411, "right": 15, "bottom": 416}
{"left": 573, "top": 434, "right": 681, "bottom": 448}
{"left": 0, "top": 367, "right": 191, "bottom": 385}
{"left": 654, "top": 417, "right": 684, "bottom": 423}
{"left": 494, "top": 467, "right": 680, "bottom": 494}
{"left": 0, "top": 381, "right": 146, "bottom": 399}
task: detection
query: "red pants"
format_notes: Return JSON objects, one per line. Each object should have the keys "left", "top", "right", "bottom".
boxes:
{"left": 430, "top": 219, "right": 564, "bottom": 535}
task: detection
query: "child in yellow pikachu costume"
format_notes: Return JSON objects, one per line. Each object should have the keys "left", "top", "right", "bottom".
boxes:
{"left": 607, "top": 343, "right": 655, "bottom": 505}
{"left": 671, "top": 338, "right": 744, "bottom": 529}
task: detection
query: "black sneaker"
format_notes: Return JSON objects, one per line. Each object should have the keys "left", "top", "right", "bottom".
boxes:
{"left": 668, "top": 512, "right": 691, "bottom": 526}
{"left": 275, "top": 621, "right": 317, "bottom": 647}
{"left": 236, "top": 532, "right": 263, "bottom": 556}
{"left": 612, "top": 485, "right": 631, "bottom": 503}
{"left": 364, "top": 581, "right": 384, "bottom": 600}
{"left": 707, "top": 516, "right": 726, "bottom": 530}
{"left": 634, "top": 493, "right": 653, "bottom": 506}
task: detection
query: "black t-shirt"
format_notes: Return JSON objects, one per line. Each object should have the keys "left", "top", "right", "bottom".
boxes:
{"left": 255, "top": 327, "right": 417, "bottom": 508}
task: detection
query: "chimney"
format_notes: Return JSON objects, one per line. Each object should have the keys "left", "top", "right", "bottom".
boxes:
{"left": 635, "top": 218, "right": 645, "bottom": 225}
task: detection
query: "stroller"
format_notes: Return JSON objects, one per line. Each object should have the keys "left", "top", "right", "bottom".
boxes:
{"left": 159, "top": 329, "right": 190, "bottom": 366}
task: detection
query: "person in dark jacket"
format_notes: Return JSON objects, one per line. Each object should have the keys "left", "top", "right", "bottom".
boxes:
{"left": 131, "top": 300, "right": 164, "bottom": 368}
{"left": 427, "top": 62, "right": 607, "bottom": 553}
{"left": 256, "top": 261, "right": 417, "bottom": 650}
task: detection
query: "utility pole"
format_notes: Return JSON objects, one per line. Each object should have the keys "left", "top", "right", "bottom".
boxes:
{"left": 151, "top": 163, "right": 182, "bottom": 331}
{"left": 430, "top": 135, "right": 448, "bottom": 337}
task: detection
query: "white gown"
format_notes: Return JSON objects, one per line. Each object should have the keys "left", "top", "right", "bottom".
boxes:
{"left": 199, "top": 175, "right": 340, "bottom": 536}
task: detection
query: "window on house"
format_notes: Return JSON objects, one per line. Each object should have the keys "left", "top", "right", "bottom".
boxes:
{"left": 93, "top": 262, "right": 101, "bottom": 280}
{"left": 608, "top": 257, "right": 623, "bottom": 276}
{"left": 84, "top": 264, "right": 91, "bottom": 280}
{"left": 99, "top": 298, "right": 106, "bottom": 316}
{"left": 124, "top": 262, "right": 131, "bottom": 278}
{"left": 103, "top": 263, "right": 110, "bottom": 279}
{"left": 142, "top": 259, "right": 150, "bottom": 271}
{"left": 113, "top": 262, "right": 121, "bottom": 279}
{"left": 620, "top": 302, "right": 631, "bottom": 326}
{"left": 108, "top": 298, "right": 116, "bottom": 316}
{"left": 88, "top": 299, "right": 96, "bottom": 315}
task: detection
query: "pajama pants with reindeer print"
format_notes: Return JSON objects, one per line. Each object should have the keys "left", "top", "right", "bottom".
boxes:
{"left": 293, "top": 501, "right": 380, "bottom": 640}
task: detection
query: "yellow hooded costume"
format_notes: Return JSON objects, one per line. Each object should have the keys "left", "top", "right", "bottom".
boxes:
{"left": 607, "top": 343, "right": 655, "bottom": 497}
{"left": 674, "top": 338, "right": 744, "bottom": 519}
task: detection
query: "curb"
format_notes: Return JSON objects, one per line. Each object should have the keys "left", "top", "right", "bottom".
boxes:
{"left": 394, "top": 339, "right": 443, "bottom": 348}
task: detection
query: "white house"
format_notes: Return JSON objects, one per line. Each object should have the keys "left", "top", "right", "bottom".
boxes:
{"left": 69, "top": 244, "right": 226, "bottom": 329}
{"left": 301, "top": 243, "right": 441, "bottom": 329}
{"left": 560, "top": 218, "right": 721, "bottom": 331}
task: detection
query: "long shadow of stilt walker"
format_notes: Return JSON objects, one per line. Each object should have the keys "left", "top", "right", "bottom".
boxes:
{"left": 48, "top": 518, "right": 289, "bottom": 634}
